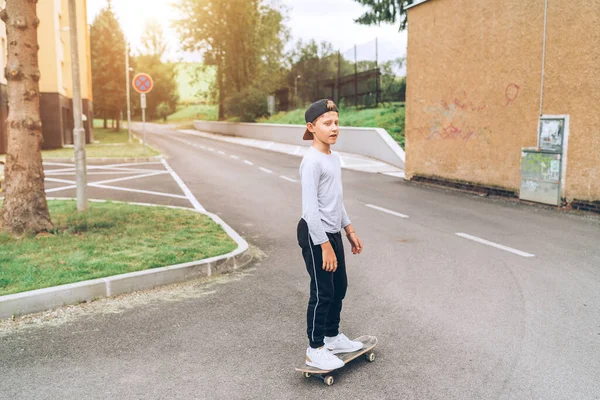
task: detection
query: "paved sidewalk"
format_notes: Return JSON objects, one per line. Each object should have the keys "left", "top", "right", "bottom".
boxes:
{"left": 178, "top": 129, "right": 406, "bottom": 178}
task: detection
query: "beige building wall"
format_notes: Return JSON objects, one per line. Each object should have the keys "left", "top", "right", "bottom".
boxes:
{"left": 38, "top": 0, "right": 92, "bottom": 100}
{"left": 405, "top": 0, "right": 600, "bottom": 202}
{"left": 0, "top": 0, "right": 93, "bottom": 152}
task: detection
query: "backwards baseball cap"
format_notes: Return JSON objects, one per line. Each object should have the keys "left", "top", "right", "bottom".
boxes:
{"left": 303, "top": 99, "right": 339, "bottom": 140}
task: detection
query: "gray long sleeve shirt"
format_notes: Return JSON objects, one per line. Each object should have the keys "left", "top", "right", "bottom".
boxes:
{"left": 299, "top": 146, "right": 351, "bottom": 245}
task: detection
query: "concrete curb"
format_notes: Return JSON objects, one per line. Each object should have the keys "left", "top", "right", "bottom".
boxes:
{"left": 0, "top": 200, "right": 252, "bottom": 320}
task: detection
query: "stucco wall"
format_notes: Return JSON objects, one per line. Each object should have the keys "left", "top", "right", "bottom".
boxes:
{"left": 405, "top": 0, "right": 600, "bottom": 201}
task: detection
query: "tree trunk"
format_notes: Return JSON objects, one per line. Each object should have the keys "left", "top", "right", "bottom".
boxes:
{"left": 0, "top": 0, "right": 53, "bottom": 235}
{"left": 103, "top": 112, "right": 107, "bottom": 129}
{"left": 115, "top": 111, "right": 120, "bottom": 131}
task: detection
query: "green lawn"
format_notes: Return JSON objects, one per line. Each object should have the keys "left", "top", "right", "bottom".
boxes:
{"left": 0, "top": 200, "right": 237, "bottom": 296}
{"left": 41, "top": 127, "right": 159, "bottom": 159}
{"left": 165, "top": 104, "right": 218, "bottom": 123}
{"left": 165, "top": 102, "right": 405, "bottom": 146}
{"left": 260, "top": 104, "right": 406, "bottom": 146}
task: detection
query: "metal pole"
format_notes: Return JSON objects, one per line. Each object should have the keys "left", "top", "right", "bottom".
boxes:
{"left": 337, "top": 51, "right": 341, "bottom": 104}
{"left": 141, "top": 94, "right": 147, "bottom": 157}
{"left": 375, "top": 37, "right": 380, "bottom": 108}
{"left": 354, "top": 44, "right": 358, "bottom": 107}
{"left": 68, "top": 0, "right": 87, "bottom": 211}
{"left": 125, "top": 42, "right": 132, "bottom": 143}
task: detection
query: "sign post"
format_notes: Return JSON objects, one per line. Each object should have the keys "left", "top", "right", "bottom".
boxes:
{"left": 132, "top": 73, "right": 154, "bottom": 156}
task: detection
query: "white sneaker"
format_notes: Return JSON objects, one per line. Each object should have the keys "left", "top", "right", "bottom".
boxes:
{"left": 324, "top": 333, "right": 363, "bottom": 354}
{"left": 306, "top": 346, "right": 344, "bottom": 370}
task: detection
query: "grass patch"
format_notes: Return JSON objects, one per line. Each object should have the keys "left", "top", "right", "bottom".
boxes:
{"left": 41, "top": 127, "right": 159, "bottom": 159}
{"left": 164, "top": 104, "right": 218, "bottom": 123}
{"left": 0, "top": 200, "right": 238, "bottom": 296}
{"left": 260, "top": 103, "right": 406, "bottom": 147}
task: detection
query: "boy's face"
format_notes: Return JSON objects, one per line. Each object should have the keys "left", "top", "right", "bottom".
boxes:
{"left": 307, "top": 111, "right": 339, "bottom": 145}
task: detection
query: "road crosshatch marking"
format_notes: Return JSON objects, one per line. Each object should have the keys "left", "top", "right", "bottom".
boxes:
{"left": 41, "top": 160, "right": 201, "bottom": 206}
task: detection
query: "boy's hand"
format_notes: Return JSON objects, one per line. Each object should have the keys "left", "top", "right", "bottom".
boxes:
{"left": 347, "top": 232, "right": 363, "bottom": 255}
{"left": 321, "top": 241, "right": 338, "bottom": 272}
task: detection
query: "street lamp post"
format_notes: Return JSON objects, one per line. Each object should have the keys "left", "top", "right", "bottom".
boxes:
{"left": 67, "top": 0, "right": 87, "bottom": 211}
{"left": 294, "top": 74, "right": 301, "bottom": 110}
{"left": 125, "top": 42, "right": 132, "bottom": 143}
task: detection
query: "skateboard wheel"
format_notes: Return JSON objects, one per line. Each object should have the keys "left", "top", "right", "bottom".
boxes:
{"left": 324, "top": 376, "right": 334, "bottom": 386}
{"left": 303, "top": 372, "right": 311, "bottom": 379}
{"left": 366, "top": 352, "right": 376, "bottom": 362}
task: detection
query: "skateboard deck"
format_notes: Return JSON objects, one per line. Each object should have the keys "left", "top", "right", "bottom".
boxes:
{"left": 295, "top": 335, "right": 377, "bottom": 386}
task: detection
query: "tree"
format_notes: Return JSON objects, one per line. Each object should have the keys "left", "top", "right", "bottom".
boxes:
{"left": 90, "top": 2, "right": 126, "bottom": 130}
{"left": 173, "top": 0, "right": 287, "bottom": 121}
{"left": 0, "top": 0, "right": 53, "bottom": 234}
{"left": 353, "top": 0, "right": 415, "bottom": 31}
{"left": 134, "top": 20, "right": 179, "bottom": 121}
{"left": 134, "top": 55, "right": 179, "bottom": 120}
{"left": 140, "top": 18, "right": 168, "bottom": 62}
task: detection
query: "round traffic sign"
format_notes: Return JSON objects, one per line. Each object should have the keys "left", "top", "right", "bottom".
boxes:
{"left": 132, "top": 73, "right": 153, "bottom": 94}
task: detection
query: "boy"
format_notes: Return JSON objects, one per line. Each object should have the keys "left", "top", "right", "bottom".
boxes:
{"left": 296, "top": 99, "right": 364, "bottom": 370}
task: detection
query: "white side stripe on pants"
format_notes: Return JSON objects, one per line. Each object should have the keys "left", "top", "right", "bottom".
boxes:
{"left": 308, "top": 228, "right": 319, "bottom": 344}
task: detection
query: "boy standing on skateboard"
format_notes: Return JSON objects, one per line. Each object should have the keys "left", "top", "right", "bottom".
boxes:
{"left": 297, "top": 99, "right": 364, "bottom": 371}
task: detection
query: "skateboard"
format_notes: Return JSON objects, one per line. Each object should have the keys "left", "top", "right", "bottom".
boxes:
{"left": 295, "top": 335, "right": 377, "bottom": 386}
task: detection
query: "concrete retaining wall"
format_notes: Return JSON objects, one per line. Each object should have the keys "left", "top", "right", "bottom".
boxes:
{"left": 193, "top": 121, "right": 406, "bottom": 169}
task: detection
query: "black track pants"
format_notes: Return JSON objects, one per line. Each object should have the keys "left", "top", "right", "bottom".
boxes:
{"left": 297, "top": 218, "right": 348, "bottom": 348}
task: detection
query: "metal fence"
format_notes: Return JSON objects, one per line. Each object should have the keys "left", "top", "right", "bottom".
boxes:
{"left": 276, "top": 39, "right": 405, "bottom": 112}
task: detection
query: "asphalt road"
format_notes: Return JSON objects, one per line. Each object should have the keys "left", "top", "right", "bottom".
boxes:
{"left": 1, "top": 123, "right": 599, "bottom": 400}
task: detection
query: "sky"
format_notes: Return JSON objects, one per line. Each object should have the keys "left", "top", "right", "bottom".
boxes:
{"left": 86, "top": 0, "right": 408, "bottom": 65}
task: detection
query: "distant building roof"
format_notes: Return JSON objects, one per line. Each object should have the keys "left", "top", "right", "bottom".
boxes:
{"left": 406, "top": 0, "right": 433, "bottom": 11}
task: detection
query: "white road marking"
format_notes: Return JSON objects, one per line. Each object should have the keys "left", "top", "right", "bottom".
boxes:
{"left": 45, "top": 177, "right": 76, "bottom": 184}
{"left": 47, "top": 171, "right": 149, "bottom": 176}
{"left": 45, "top": 185, "right": 77, "bottom": 193}
{"left": 243, "top": 160, "right": 254, "bottom": 166}
{"left": 218, "top": 150, "right": 226, "bottom": 155}
{"left": 259, "top": 167, "right": 273, "bottom": 174}
{"left": 365, "top": 204, "right": 409, "bottom": 219}
{"left": 280, "top": 175, "right": 298, "bottom": 183}
{"left": 89, "top": 184, "right": 188, "bottom": 199}
{"left": 455, "top": 233, "right": 536, "bottom": 258}
{"left": 208, "top": 147, "right": 216, "bottom": 152}
{"left": 92, "top": 171, "right": 169, "bottom": 186}
{"left": 160, "top": 158, "right": 206, "bottom": 211}
{"left": 230, "top": 155, "right": 240, "bottom": 160}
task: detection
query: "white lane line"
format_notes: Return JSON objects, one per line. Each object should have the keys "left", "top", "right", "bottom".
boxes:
{"left": 243, "top": 160, "right": 254, "bottom": 166}
{"left": 365, "top": 204, "right": 409, "bottom": 219}
{"left": 160, "top": 158, "right": 207, "bottom": 211}
{"left": 230, "top": 155, "right": 240, "bottom": 160}
{"left": 218, "top": 150, "right": 226, "bottom": 155}
{"left": 259, "top": 167, "right": 273, "bottom": 174}
{"left": 455, "top": 233, "right": 535, "bottom": 258}
{"left": 280, "top": 175, "right": 298, "bottom": 183}
{"left": 208, "top": 147, "right": 216, "bottom": 152}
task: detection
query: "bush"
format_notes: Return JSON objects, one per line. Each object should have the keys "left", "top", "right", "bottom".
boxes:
{"left": 156, "top": 101, "right": 174, "bottom": 122}
{"left": 224, "top": 87, "right": 270, "bottom": 122}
